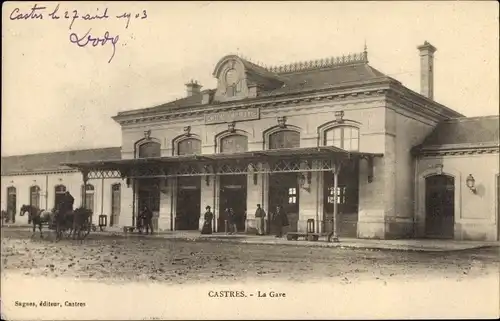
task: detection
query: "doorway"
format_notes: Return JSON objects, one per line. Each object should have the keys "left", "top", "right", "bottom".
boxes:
{"left": 6, "top": 187, "right": 16, "bottom": 223}
{"left": 323, "top": 162, "right": 359, "bottom": 237}
{"left": 137, "top": 178, "right": 160, "bottom": 229}
{"left": 219, "top": 175, "right": 247, "bottom": 232}
{"left": 110, "top": 184, "right": 121, "bottom": 226}
{"left": 176, "top": 177, "right": 201, "bottom": 230}
{"left": 425, "top": 174, "right": 455, "bottom": 239}
{"left": 268, "top": 173, "right": 299, "bottom": 232}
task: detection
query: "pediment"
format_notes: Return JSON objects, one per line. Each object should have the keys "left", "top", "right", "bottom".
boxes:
{"left": 212, "top": 55, "right": 283, "bottom": 103}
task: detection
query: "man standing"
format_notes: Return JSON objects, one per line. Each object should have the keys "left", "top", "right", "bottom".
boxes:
{"left": 255, "top": 204, "right": 266, "bottom": 235}
{"left": 65, "top": 191, "right": 75, "bottom": 213}
{"left": 141, "top": 205, "right": 154, "bottom": 235}
{"left": 272, "top": 205, "right": 289, "bottom": 238}
{"left": 228, "top": 208, "right": 238, "bottom": 235}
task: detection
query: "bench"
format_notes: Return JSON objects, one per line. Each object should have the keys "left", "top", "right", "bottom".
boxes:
{"left": 123, "top": 226, "right": 136, "bottom": 233}
{"left": 286, "top": 232, "right": 320, "bottom": 242}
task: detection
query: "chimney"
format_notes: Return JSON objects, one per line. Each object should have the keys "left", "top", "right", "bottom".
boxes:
{"left": 185, "top": 79, "right": 202, "bottom": 97}
{"left": 417, "top": 41, "right": 437, "bottom": 100}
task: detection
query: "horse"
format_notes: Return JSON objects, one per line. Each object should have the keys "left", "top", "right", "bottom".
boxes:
{"left": 19, "top": 205, "right": 54, "bottom": 238}
{"left": 54, "top": 207, "right": 93, "bottom": 241}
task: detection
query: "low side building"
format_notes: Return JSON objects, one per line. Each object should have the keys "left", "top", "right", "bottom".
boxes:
{"left": 1, "top": 148, "right": 124, "bottom": 227}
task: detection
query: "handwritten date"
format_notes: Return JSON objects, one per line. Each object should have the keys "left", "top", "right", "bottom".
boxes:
{"left": 9, "top": 3, "right": 148, "bottom": 30}
{"left": 69, "top": 29, "right": 119, "bottom": 63}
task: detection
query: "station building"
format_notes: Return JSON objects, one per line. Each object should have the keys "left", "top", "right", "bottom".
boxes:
{"left": 2, "top": 42, "right": 499, "bottom": 241}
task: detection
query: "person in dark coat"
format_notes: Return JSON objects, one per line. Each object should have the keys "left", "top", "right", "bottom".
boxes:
{"left": 201, "top": 206, "right": 213, "bottom": 235}
{"left": 227, "top": 208, "right": 238, "bottom": 235}
{"left": 255, "top": 204, "right": 266, "bottom": 235}
{"left": 141, "top": 205, "right": 154, "bottom": 235}
{"left": 62, "top": 191, "right": 74, "bottom": 213}
{"left": 272, "top": 205, "right": 289, "bottom": 238}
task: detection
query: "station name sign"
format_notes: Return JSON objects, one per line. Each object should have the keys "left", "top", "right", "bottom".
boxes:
{"left": 205, "top": 108, "right": 260, "bottom": 124}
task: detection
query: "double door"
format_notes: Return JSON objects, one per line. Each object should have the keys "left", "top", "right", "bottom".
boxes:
{"left": 219, "top": 175, "right": 247, "bottom": 232}
{"left": 176, "top": 177, "right": 201, "bottom": 230}
{"left": 425, "top": 175, "right": 455, "bottom": 239}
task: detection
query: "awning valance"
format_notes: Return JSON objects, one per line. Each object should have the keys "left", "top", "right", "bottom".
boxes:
{"left": 61, "top": 146, "right": 383, "bottom": 179}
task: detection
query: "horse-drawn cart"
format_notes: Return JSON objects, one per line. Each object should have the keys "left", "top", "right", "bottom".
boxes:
{"left": 53, "top": 210, "right": 93, "bottom": 241}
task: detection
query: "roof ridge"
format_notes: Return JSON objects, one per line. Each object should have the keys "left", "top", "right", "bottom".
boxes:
{"left": 265, "top": 51, "right": 368, "bottom": 74}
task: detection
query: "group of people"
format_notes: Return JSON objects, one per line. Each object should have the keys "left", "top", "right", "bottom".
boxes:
{"left": 254, "top": 204, "right": 289, "bottom": 237}
{"left": 200, "top": 204, "right": 289, "bottom": 237}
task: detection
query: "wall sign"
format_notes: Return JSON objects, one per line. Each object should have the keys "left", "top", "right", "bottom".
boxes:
{"left": 204, "top": 108, "right": 260, "bottom": 125}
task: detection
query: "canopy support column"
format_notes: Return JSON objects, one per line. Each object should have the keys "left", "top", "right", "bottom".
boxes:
{"left": 328, "top": 161, "right": 342, "bottom": 243}
{"left": 80, "top": 170, "right": 89, "bottom": 232}
{"left": 82, "top": 170, "right": 89, "bottom": 209}
{"left": 132, "top": 177, "right": 137, "bottom": 227}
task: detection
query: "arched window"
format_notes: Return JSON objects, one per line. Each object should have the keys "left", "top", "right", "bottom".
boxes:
{"left": 54, "top": 185, "right": 66, "bottom": 210}
{"left": 220, "top": 134, "right": 248, "bottom": 153}
{"left": 269, "top": 130, "right": 300, "bottom": 150}
{"left": 177, "top": 138, "right": 201, "bottom": 156}
{"left": 30, "top": 186, "right": 41, "bottom": 208}
{"left": 324, "top": 126, "right": 359, "bottom": 151}
{"left": 81, "top": 184, "right": 95, "bottom": 211}
{"left": 138, "top": 141, "right": 161, "bottom": 158}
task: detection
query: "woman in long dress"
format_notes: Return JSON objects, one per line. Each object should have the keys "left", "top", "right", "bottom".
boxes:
{"left": 201, "top": 206, "right": 213, "bottom": 234}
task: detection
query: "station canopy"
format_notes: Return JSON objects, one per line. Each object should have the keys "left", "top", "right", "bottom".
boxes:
{"left": 61, "top": 146, "right": 383, "bottom": 180}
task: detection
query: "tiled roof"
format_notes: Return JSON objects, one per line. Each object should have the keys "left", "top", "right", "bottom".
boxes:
{"left": 418, "top": 116, "right": 499, "bottom": 149}
{"left": 1, "top": 147, "right": 122, "bottom": 176}
{"left": 123, "top": 61, "right": 388, "bottom": 114}
{"left": 259, "top": 63, "right": 387, "bottom": 96}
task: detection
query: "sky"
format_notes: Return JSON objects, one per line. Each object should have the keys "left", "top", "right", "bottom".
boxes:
{"left": 2, "top": 1, "right": 499, "bottom": 156}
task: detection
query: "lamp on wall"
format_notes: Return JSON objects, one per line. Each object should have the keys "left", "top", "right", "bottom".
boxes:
{"left": 466, "top": 174, "right": 477, "bottom": 194}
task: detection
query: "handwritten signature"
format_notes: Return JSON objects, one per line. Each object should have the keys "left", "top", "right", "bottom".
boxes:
{"left": 69, "top": 29, "right": 119, "bottom": 63}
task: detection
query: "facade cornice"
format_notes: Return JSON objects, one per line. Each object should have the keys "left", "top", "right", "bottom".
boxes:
{"left": 414, "top": 145, "right": 499, "bottom": 157}
{"left": 1, "top": 169, "right": 80, "bottom": 177}
{"left": 113, "top": 78, "right": 394, "bottom": 126}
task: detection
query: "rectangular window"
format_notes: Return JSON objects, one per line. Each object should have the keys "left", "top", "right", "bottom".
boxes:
{"left": 327, "top": 186, "right": 346, "bottom": 204}
{"left": 288, "top": 187, "right": 297, "bottom": 204}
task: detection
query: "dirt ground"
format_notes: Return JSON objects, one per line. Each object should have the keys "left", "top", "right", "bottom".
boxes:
{"left": 2, "top": 229, "right": 499, "bottom": 285}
